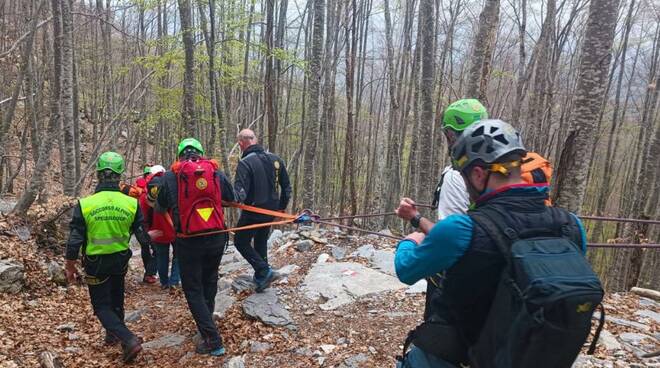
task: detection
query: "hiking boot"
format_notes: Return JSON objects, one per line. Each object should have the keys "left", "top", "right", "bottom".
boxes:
{"left": 104, "top": 332, "right": 119, "bottom": 346}
{"left": 143, "top": 275, "right": 157, "bottom": 284}
{"left": 255, "top": 269, "right": 282, "bottom": 293}
{"left": 122, "top": 338, "right": 142, "bottom": 363}
{"left": 195, "top": 340, "right": 226, "bottom": 356}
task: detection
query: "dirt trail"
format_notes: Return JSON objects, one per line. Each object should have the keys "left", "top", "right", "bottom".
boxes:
{"left": 1, "top": 224, "right": 659, "bottom": 368}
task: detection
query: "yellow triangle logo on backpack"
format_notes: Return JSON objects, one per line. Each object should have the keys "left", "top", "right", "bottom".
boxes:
{"left": 197, "top": 208, "right": 214, "bottom": 222}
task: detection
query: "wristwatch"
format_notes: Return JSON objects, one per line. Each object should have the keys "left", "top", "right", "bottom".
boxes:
{"left": 410, "top": 213, "right": 422, "bottom": 229}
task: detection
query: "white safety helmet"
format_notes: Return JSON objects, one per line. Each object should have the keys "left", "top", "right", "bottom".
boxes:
{"left": 150, "top": 165, "right": 166, "bottom": 175}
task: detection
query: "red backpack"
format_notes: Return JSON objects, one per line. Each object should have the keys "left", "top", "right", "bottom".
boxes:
{"left": 173, "top": 158, "right": 225, "bottom": 236}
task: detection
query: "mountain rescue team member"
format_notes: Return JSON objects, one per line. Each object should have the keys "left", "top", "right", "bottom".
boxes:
{"left": 119, "top": 165, "right": 150, "bottom": 198}
{"left": 394, "top": 120, "right": 590, "bottom": 367}
{"left": 397, "top": 99, "right": 554, "bottom": 317}
{"left": 149, "top": 138, "right": 234, "bottom": 357}
{"left": 65, "top": 152, "right": 156, "bottom": 363}
{"left": 233, "top": 129, "right": 292, "bottom": 292}
{"left": 120, "top": 164, "right": 158, "bottom": 284}
{"left": 139, "top": 164, "right": 179, "bottom": 290}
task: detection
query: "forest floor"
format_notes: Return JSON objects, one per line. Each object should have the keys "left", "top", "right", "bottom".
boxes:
{"left": 0, "top": 199, "right": 659, "bottom": 368}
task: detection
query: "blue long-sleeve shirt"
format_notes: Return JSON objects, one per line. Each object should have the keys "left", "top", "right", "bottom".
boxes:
{"left": 395, "top": 186, "right": 588, "bottom": 285}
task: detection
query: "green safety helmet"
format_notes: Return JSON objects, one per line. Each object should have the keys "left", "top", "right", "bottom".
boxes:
{"left": 177, "top": 138, "right": 205, "bottom": 157}
{"left": 442, "top": 99, "right": 489, "bottom": 132}
{"left": 97, "top": 151, "right": 125, "bottom": 174}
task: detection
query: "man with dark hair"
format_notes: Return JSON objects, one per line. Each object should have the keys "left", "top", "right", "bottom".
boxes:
{"left": 150, "top": 138, "right": 235, "bottom": 357}
{"left": 233, "top": 129, "right": 292, "bottom": 292}
{"left": 65, "top": 151, "right": 154, "bottom": 363}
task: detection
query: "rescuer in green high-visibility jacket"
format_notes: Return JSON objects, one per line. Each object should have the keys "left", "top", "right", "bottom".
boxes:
{"left": 65, "top": 151, "right": 156, "bottom": 364}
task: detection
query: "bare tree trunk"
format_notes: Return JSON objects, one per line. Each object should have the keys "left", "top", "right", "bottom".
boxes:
{"left": 60, "top": 0, "right": 76, "bottom": 195}
{"left": 264, "top": 0, "right": 278, "bottom": 150}
{"left": 12, "top": 0, "right": 63, "bottom": 214}
{"left": 465, "top": 0, "right": 500, "bottom": 101}
{"left": 553, "top": 0, "right": 620, "bottom": 213}
{"left": 178, "top": 0, "right": 196, "bottom": 137}
{"left": 418, "top": 0, "right": 435, "bottom": 204}
{"left": 0, "top": 0, "right": 43, "bottom": 153}
{"left": 382, "top": 0, "right": 401, "bottom": 222}
{"left": 591, "top": 0, "right": 637, "bottom": 242}
{"left": 302, "top": 0, "right": 325, "bottom": 208}
{"left": 339, "top": 0, "right": 358, "bottom": 217}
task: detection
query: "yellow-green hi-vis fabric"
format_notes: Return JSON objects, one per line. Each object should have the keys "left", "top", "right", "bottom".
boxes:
{"left": 80, "top": 191, "right": 138, "bottom": 256}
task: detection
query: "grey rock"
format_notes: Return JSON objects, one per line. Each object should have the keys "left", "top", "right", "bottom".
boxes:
{"left": 277, "top": 264, "right": 300, "bottom": 276}
{"left": 339, "top": 353, "right": 369, "bottom": 368}
{"left": 13, "top": 225, "right": 30, "bottom": 241}
{"left": 331, "top": 246, "right": 347, "bottom": 260}
{"left": 223, "top": 356, "right": 246, "bottom": 368}
{"left": 295, "top": 347, "right": 313, "bottom": 356}
{"left": 351, "top": 244, "right": 375, "bottom": 259}
{"left": 47, "top": 261, "right": 67, "bottom": 286}
{"left": 571, "top": 355, "right": 614, "bottom": 368}
{"left": 0, "top": 199, "right": 16, "bottom": 214}
{"left": 0, "top": 259, "right": 24, "bottom": 294}
{"left": 56, "top": 323, "right": 75, "bottom": 332}
{"left": 406, "top": 279, "right": 427, "bottom": 294}
{"left": 336, "top": 337, "right": 348, "bottom": 345}
{"left": 218, "top": 277, "right": 233, "bottom": 291}
{"left": 220, "top": 256, "right": 250, "bottom": 273}
{"left": 232, "top": 274, "right": 256, "bottom": 292}
{"left": 379, "top": 229, "right": 394, "bottom": 237}
{"left": 267, "top": 230, "right": 283, "bottom": 248}
{"left": 125, "top": 308, "right": 147, "bottom": 323}
{"left": 214, "top": 292, "right": 236, "bottom": 320}
{"left": 593, "top": 312, "right": 650, "bottom": 331}
{"left": 384, "top": 311, "right": 415, "bottom": 318}
{"left": 320, "top": 344, "right": 336, "bottom": 354}
{"left": 598, "top": 330, "right": 621, "bottom": 350}
{"left": 309, "top": 236, "right": 328, "bottom": 244}
{"left": 142, "top": 334, "right": 186, "bottom": 349}
{"left": 316, "top": 253, "right": 330, "bottom": 264}
{"left": 250, "top": 341, "right": 272, "bottom": 353}
{"left": 619, "top": 332, "right": 651, "bottom": 346}
{"left": 64, "top": 347, "right": 81, "bottom": 354}
{"left": 369, "top": 250, "right": 396, "bottom": 276}
{"left": 178, "top": 352, "right": 195, "bottom": 364}
{"left": 243, "top": 288, "right": 294, "bottom": 327}
{"left": 635, "top": 309, "right": 660, "bottom": 324}
{"left": 639, "top": 297, "right": 660, "bottom": 309}
{"left": 295, "top": 240, "right": 314, "bottom": 252}
{"left": 302, "top": 262, "right": 406, "bottom": 310}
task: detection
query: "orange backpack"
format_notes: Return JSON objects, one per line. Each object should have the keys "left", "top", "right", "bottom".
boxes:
{"left": 521, "top": 152, "right": 552, "bottom": 184}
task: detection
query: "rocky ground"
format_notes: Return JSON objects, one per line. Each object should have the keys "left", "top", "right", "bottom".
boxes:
{"left": 0, "top": 205, "right": 659, "bottom": 367}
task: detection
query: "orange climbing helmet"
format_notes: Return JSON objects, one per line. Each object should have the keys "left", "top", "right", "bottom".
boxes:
{"left": 520, "top": 152, "right": 552, "bottom": 184}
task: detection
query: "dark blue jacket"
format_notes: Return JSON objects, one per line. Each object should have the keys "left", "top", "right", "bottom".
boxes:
{"left": 234, "top": 144, "right": 292, "bottom": 221}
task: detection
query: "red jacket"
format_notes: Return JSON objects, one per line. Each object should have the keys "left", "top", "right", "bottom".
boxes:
{"left": 139, "top": 173, "right": 176, "bottom": 244}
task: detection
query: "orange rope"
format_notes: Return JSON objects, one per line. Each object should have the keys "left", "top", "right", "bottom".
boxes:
{"left": 169, "top": 202, "right": 301, "bottom": 238}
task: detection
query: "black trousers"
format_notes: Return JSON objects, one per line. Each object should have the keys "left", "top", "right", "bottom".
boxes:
{"left": 175, "top": 235, "right": 226, "bottom": 349}
{"left": 140, "top": 242, "right": 157, "bottom": 277}
{"left": 233, "top": 215, "right": 272, "bottom": 280}
{"left": 87, "top": 273, "right": 136, "bottom": 345}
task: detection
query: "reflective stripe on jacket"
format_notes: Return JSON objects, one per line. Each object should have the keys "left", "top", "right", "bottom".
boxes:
{"left": 80, "top": 191, "right": 138, "bottom": 255}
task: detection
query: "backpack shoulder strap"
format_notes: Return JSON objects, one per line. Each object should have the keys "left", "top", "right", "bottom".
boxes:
{"left": 468, "top": 208, "right": 518, "bottom": 258}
